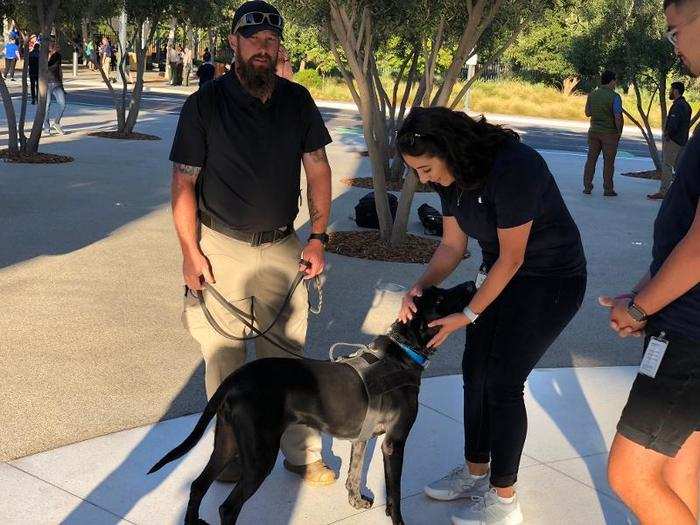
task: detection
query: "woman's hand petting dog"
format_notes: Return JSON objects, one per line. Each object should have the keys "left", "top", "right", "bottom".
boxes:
{"left": 427, "top": 313, "right": 470, "bottom": 348}
{"left": 398, "top": 284, "right": 424, "bottom": 323}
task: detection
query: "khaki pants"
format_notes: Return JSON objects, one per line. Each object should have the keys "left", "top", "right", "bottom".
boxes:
{"left": 182, "top": 225, "right": 321, "bottom": 466}
{"left": 659, "top": 139, "right": 684, "bottom": 195}
{"left": 102, "top": 56, "right": 112, "bottom": 80}
{"left": 583, "top": 131, "right": 620, "bottom": 192}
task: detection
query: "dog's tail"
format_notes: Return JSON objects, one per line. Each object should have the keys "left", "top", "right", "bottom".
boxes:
{"left": 147, "top": 379, "right": 228, "bottom": 475}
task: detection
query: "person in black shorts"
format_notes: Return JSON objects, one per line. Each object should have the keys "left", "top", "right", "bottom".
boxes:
{"left": 396, "top": 107, "right": 587, "bottom": 525}
{"left": 601, "top": 1, "right": 700, "bottom": 523}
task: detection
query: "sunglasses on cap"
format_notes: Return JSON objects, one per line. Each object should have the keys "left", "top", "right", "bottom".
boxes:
{"left": 233, "top": 11, "right": 284, "bottom": 35}
{"left": 396, "top": 131, "right": 427, "bottom": 147}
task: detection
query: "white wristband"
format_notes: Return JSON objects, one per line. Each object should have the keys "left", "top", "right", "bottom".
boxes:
{"left": 463, "top": 306, "right": 479, "bottom": 323}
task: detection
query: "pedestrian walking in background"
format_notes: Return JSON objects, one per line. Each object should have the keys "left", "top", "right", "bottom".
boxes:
{"left": 85, "top": 39, "right": 96, "bottom": 71}
{"left": 648, "top": 81, "right": 693, "bottom": 200}
{"left": 99, "top": 37, "right": 115, "bottom": 83}
{"left": 196, "top": 55, "right": 215, "bottom": 89}
{"left": 583, "top": 70, "right": 624, "bottom": 196}
{"left": 182, "top": 45, "right": 193, "bottom": 87}
{"left": 3, "top": 37, "right": 21, "bottom": 81}
{"left": 202, "top": 47, "right": 212, "bottom": 63}
{"left": 28, "top": 35, "right": 40, "bottom": 104}
{"left": 602, "top": 1, "right": 700, "bottom": 523}
{"left": 44, "top": 41, "right": 67, "bottom": 136}
{"left": 168, "top": 44, "right": 183, "bottom": 86}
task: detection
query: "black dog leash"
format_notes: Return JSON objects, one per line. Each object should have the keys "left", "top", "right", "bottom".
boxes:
{"left": 192, "top": 260, "right": 322, "bottom": 358}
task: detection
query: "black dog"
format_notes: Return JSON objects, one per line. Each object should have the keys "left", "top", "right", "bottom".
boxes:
{"left": 149, "top": 282, "right": 476, "bottom": 524}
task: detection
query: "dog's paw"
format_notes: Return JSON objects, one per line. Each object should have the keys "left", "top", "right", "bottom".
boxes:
{"left": 348, "top": 493, "right": 373, "bottom": 509}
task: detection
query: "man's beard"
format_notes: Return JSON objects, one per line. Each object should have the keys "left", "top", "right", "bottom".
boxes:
{"left": 236, "top": 53, "right": 276, "bottom": 99}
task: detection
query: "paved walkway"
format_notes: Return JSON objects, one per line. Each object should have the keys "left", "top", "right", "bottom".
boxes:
{"left": 2, "top": 367, "right": 639, "bottom": 525}
{"left": 0, "top": 101, "right": 662, "bottom": 463}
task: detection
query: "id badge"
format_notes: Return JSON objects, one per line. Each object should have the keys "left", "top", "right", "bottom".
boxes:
{"left": 475, "top": 265, "right": 488, "bottom": 289}
{"left": 639, "top": 332, "right": 669, "bottom": 379}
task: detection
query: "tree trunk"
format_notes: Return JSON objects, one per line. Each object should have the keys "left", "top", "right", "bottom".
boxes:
{"left": 124, "top": 17, "right": 159, "bottom": 134}
{"left": 562, "top": 76, "right": 580, "bottom": 96}
{"left": 166, "top": 16, "right": 177, "bottom": 81}
{"left": 625, "top": 79, "right": 662, "bottom": 171}
{"left": 26, "top": 36, "right": 50, "bottom": 154}
{"left": 328, "top": 2, "right": 393, "bottom": 240}
{"left": 207, "top": 27, "right": 215, "bottom": 55}
{"left": 124, "top": 43, "right": 147, "bottom": 134}
{"left": 389, "top": 167, "right": 417, "bottom": 246}
{"left": 0, "top": 74, "right": 19, "bottom": 154}
{"left": 691, "top": 109, "right": 700, "bottom": 129}
{"left": 26, "top": 0, "right": 61, "bottom": 154}
{"left": 18, "top": 41, "right": 29, "bottom": 150}
{"left": 81, "top": 18, "right": 89, "bottom": 57}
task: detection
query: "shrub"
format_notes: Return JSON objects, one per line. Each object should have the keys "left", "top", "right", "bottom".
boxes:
{"left": 294, "top": 69, "right": 324, "bottom": 90}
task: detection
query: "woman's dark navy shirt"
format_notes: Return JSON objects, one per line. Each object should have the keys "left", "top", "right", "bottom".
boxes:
{"left": 436, "top": 139, "right": 586, "bottom": 277}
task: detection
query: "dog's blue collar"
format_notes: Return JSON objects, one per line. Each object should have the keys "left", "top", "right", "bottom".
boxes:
{"left": 389, "top": 336, "right": 430, "bottom": 368}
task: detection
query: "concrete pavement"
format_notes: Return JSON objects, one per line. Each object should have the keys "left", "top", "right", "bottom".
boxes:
{"left": 0, "top": 99, "right": 662, "bottom": 466}
{"left": 2, "top": 368, "right": 639, "bottom": 525}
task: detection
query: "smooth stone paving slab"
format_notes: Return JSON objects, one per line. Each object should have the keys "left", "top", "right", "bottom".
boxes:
{"left": 4, "top": 369, "right": 642, "bottom": 524}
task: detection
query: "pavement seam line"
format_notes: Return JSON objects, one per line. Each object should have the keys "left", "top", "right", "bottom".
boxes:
{"left": 417, "top": 401, "right": 463, "bottom": 424}
{"left": 325, "top": 486, "right": 427, "bottom": 524}
{"left": 537, "top": 459, "right": 627, "bottom": 508}
{"left": 3, "top": 461, "right": 138, "bottom": 524}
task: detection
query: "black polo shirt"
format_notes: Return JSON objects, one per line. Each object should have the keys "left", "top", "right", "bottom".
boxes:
{"left": 436, "top": 139, "right": 587, "bottom": 277}
{"left": 649, "top": 134, "right": 700, "bottom": 342}
{"left": 170, "top": 71, "right": 332, "bottom": 231}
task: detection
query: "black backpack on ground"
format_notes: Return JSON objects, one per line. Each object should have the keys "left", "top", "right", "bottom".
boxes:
{"left": 354, "top": 192, "right": 398, "bottom": 229}
{"left": 418, "top": 203, "right": 443, "bottom": 236}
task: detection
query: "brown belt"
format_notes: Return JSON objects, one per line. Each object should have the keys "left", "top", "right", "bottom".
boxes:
{"left": 198, "top": 211, "right": 293, "bottom": 247}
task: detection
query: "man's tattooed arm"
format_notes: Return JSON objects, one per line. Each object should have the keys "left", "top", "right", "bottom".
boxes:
{"left": 302, "top": 146, "right": 332, "bottom": 236}
{"left": 307, "top": 190, "right": 322, "bottom": 224}
{"left": 173, "top": 162, "right": 202, "bottom": 178}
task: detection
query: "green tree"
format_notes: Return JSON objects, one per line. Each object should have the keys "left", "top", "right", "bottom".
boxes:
{"left": 506, "top": 5, "right": 582, "bottom": 94}
{"left": 0, "top": 0, "right": 62, "bottom": 155}
{"left": 278, "top": 0, "right": 553, "bottom": 246}
{"left": 284, "top": 22, "right": 336, "bottom": 73}
{"left": 570, "top": 0, "right": 690, "bottom": 170}
{"left": 70, "top": 0, "right": 177, "bottom": 136}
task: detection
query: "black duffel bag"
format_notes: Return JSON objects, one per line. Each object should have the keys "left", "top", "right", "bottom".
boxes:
{"left": 418, "top": 203, "right": 443, "bottom": 236}
{"left": 354, "top": 191, "right": 398, "bottom": 229}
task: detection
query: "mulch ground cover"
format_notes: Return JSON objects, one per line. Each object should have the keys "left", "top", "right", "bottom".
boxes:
{"left": 621, "top": 170, "right": 661, "bottom": 180}
{"left": 0, "top": 149, "right": 74, "bottom": 163}
{"left": 327, "top": 230, "right": 443, "bottom": 263}
{"left": 341, "top": 176, "right": 433, "bottom": 193}
{"left": 88, "top": 131, "right": 161, "bottom": 141}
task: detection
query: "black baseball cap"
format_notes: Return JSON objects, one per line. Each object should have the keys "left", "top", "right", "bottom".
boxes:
{"left": 231, "top": 1, "right": 284, "bottom": 39}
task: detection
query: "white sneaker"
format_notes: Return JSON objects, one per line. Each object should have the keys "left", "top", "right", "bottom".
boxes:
{"left": 452, "top": 488, "right": 523, "bottom": 525}
{"left": 424, "top": 465, "right": 490, "bottom": 501}
{"left": 52, "top": 122, "right": 65, "bottom": 135}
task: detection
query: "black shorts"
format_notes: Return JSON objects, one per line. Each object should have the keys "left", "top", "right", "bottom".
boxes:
{"left": 617, "top": 328, "right": 700, "bottom": 457}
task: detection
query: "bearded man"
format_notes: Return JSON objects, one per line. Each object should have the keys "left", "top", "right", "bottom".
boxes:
{"left": 169, "top": 0, "right": 335, "bottom": 485}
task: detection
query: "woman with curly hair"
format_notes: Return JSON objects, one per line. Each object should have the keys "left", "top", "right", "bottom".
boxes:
{"left": 396, "top": 107, "right": 587, "bottom": 525}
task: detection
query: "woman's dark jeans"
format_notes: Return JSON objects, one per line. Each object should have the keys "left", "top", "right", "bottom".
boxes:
{"left": 462, "top": 273, "right": 587, "bottom": 487}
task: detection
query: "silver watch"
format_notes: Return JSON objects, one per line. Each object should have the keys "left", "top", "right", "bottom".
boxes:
{"left": 462, "top": 306, "right": 480, "bottom": 323}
